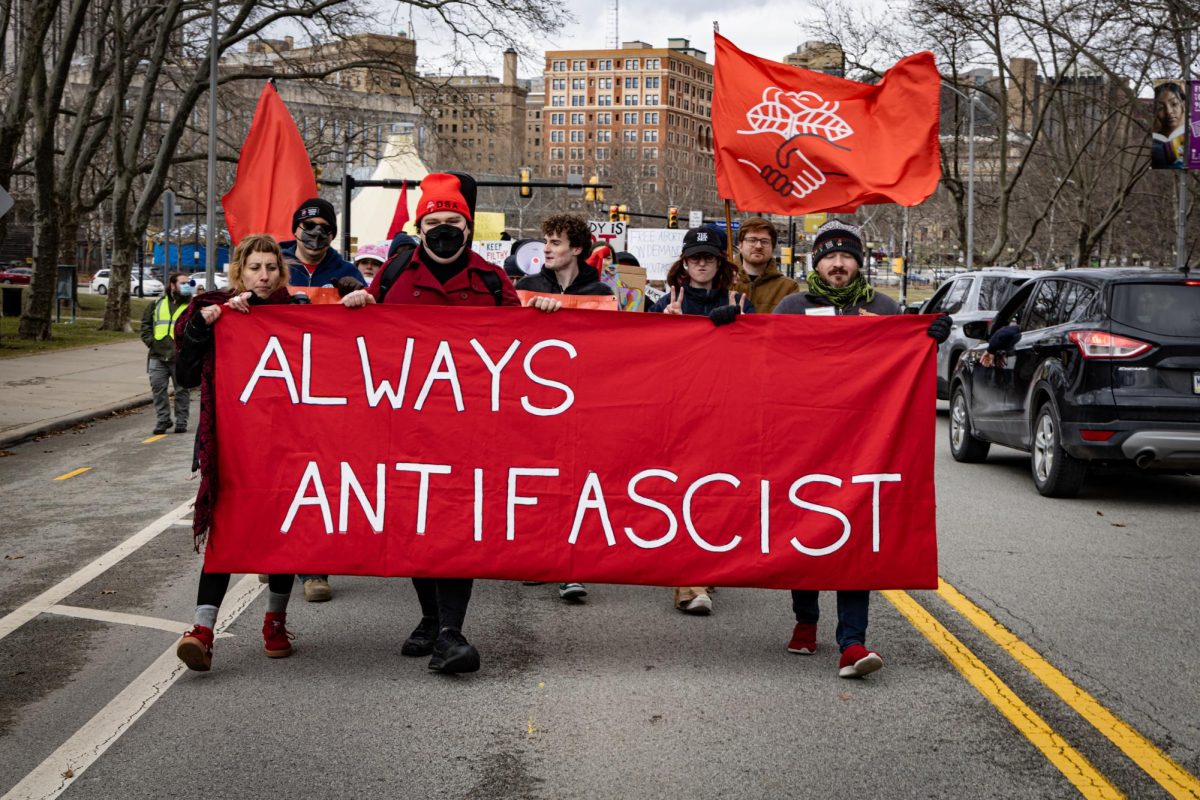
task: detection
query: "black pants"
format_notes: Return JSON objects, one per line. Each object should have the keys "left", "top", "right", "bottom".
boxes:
{"left": 197, "top": 571, "right": 294, "bottom": 607}
{"left": 411, "top": 578, "right": 473, "bottom": 631}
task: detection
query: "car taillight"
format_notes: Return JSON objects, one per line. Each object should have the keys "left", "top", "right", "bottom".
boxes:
{"left": 1068, "top": 330, "right": 1152, "bottom": 359}
{"left": 1080, "top": 429, "right": 1116, "bottom": 442}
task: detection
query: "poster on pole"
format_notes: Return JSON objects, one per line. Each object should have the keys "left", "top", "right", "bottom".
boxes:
{"left": 688, "top": 210, "right": 704, "bottom": 228}
{"left": 626, "top": 228, "right": 686, "bottom": 281}
{"left": 588, "top": 221, "right": 627, "bottom": 251}
{"left": 1189, "top": 80, "right": 1200, "bottom": 171}
{"left": 1151, "top": 79, "right": 1189, "bottom": 170}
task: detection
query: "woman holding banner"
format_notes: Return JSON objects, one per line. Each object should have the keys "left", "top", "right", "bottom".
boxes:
{"left": 649, "top": 226, "right": 754, "bottom": 615}
{"left": 173, "top": 233, "right": 306, "bottom": 672}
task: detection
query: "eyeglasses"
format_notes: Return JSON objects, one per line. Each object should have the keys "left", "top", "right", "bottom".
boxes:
{"left": 299, "top": 220, "right": 333, "bottom": 235}
{"left": 742, "top": 236, "right": 773, "bottom": 247}
{"left": 684, "top": 254, "right": 717, "bottom": 265}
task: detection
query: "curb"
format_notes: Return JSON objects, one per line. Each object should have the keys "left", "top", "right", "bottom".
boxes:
{"left": 0, "top": 393, "right": 154, "bottom": 449}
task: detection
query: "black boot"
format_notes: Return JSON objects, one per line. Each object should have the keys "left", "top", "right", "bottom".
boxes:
{"left": 427, "top": 628, "right": 480, "bottom": 673}
{"left": 400, "top": 616, "right": 439, "bottom": 657}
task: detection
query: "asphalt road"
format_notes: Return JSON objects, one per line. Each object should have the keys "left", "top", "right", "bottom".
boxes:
{"left": 0, "top": 402, "right": 1197, "bottom": 799}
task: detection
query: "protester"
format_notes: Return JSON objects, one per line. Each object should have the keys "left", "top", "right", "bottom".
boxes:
{"left": 353, "top": 242, "right": 389, "bottom": 282}
{"left": 516, "top": 214, "right": 613, "bottom": 318}
{"left": 173, "top": 234, "right": 308, "bottom": 672}
{"left": 732, "top": 217, "right": 800, "bottom": 314}
{"left": 138, "top": 271, "right": 193, "bottom": 435}
{"left": 282, "top": 197, "right": 364, "bottom": 288}
{"left": 648, "top": 226, "right": 753, "bottom": 615}
{"left": 775, "top": 219, "right": 951, "bottom": 677}
{"left": 341, "top": 172, "right": 519, "bottom": 673}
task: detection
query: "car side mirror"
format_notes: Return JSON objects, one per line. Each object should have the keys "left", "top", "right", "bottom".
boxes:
{"left": 962, "top": 320, "right": 989, "bottom": 340}
{"left": 904, "top": 302, "right": 924, "bottom": 315}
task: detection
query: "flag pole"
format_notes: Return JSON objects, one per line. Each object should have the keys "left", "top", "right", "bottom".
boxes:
{"left": 723, "top": 199, "right": 733, "bottom": 258}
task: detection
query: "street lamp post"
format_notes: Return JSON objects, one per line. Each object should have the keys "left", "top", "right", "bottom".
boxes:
{"left": 205, "top": 1, "right": 219, "bottom": 291}
{"left": 943, "top": 83, "right": 978, "bottom": 271}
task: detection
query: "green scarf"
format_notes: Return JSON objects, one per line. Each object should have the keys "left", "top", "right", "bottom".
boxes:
{"left": 806, "top": 272, "right": 875, "bottom": 308}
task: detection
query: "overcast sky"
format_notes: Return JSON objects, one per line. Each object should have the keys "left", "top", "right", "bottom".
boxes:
{"left": 399, "top": 0, "right": 825, "bottom": 79}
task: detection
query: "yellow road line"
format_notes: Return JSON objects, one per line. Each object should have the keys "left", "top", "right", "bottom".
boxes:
{"left": 937, "top": 579, "right": 1200, "bottom": 799}
{"left": 142, "top": 434, "right": 167, "bottom": 443}
{"left": 884, "top": 589, "right": 1123, "bottom": 799}
{"left": 53, "top": 467, "right": 91, "bottom": 481}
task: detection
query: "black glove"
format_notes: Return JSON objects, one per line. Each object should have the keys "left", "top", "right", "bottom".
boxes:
{"left": 334, "top": 276, "right": 365, "bottom": 297}
{"left": 710, "top": 304, "right": 740, "bottom": 327}
{"left": 926, "top": 313, "right": 951, "bottom": 343}
{"left": 290, "top": 292, "right": 312, "bottom": 305}
{"left": 987, "top": 323, "right": 1021, "bottom": 353}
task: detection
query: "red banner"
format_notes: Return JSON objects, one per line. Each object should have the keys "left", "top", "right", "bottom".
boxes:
{"left": 713, "top": 33, "right": 941, "bottom": 215}
{"left": 206, "top": 306, "right": 939, "bottom": 590}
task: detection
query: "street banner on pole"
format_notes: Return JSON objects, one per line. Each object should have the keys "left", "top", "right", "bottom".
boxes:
{"left": 1151, "top": 79, "right": 1190, "bottom": 170}
{"left": 1188, "top": 80, "right": 1200, "bottom": 171}
{"left": 205, "top": 306, "right": 939, "bottom": 590}
{"left": 712, "top": 33, "right": 941, "bottom": 214}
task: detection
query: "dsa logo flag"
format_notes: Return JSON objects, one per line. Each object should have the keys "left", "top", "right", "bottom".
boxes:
{"left": 713, "top": 33, "right": 942, "bottom": 214}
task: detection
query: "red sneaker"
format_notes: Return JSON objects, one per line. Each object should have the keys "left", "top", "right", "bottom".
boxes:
{"left": 838, "top": 644, "right": 883, "bottom": 678}
{"left": 177, "top": 625, "right": 214, "bottom": 672}
{"left": 263, "top": 611, "right": 294, "bottom": 658}
{"left": 787, "top": 623, "right": 817, "bottom": 654}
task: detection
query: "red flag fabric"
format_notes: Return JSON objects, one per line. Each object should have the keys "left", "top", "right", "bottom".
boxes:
{"left": 203, "top": 306, "right": 939, "bottom": 590}
{"left": 713, "top": 33, "right": 941, "bottom": 215}
{"left": 222, "top": 83, "right": 317, "bottom": 245}
{"left": 386, "top": 181, "right": 410, "bottom": 238}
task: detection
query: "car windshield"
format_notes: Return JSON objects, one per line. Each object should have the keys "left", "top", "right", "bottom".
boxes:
{"left": 1110, "top": 283, "right": 1200, "bottom": 337}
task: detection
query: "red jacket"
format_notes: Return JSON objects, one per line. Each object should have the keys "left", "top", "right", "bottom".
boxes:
{"left": 367, "top": 247, "right": 520, "bottom": 307}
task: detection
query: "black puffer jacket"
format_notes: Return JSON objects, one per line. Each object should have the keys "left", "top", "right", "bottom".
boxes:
{"left": 515, "top": 262, "right": 613, "bottom": 295}
{"left": 648, "top": 284, "right": 756, "bottom": 316}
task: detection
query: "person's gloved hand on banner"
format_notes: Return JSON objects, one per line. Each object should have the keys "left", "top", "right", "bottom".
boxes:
{"left": 926, "top": 313, "right": 952, "bottom": 343}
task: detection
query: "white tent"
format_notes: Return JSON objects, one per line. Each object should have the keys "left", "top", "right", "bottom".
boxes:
{"left": 344, "top": 131, "right": 429, "bottom": 247}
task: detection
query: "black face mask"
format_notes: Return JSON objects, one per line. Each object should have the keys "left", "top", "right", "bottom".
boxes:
{"left": 424, "top": 224, "right": 466, "bottom": 260}
{"left": 299, "top": 227, "right": 332, "bottom": 253}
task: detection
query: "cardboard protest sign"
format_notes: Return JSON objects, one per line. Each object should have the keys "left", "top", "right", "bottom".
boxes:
{"left": 517, "top": 291, "right": 618, "bottom": 311}
{"left": 626, "top": 229, "right": 686, "bottom": 281}
{"left": 470, "top": 240, "right": 509, "bottom": 266}
{"left": 206, "top": 306, "right": 939, "bottom": 590}
{"left": 588, "top": 220, "right": 627, "bottom": 251}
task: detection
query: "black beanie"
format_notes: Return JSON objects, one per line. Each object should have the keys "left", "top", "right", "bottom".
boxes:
{"left": 293, "top": 198, "right": 338, "bottom": 236}
{"left": 812, "top": 219, "right": 864, "bottom": 267}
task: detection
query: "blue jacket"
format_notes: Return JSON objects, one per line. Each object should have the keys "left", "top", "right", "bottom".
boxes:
{"left": 649, "top": 284, "right": 755, "bottom": 316}
{"left": 281, "top": 240, "right": 364, "bottom": 287}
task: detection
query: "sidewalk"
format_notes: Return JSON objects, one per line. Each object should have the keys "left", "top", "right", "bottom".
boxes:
{"left": 0, "top": 340, "right": 152, "bottom": 447}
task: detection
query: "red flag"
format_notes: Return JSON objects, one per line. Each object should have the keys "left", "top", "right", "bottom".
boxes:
{"left": 222, "top": 83, "right": 317, "bottom": 245}
{"left": 386, "top": 181, "right": 409, "bottom": 238}
{"left": 713, "top": 33, "right": 941, "bottom": 215}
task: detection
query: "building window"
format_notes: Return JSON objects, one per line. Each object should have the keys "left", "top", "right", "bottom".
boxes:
{"left": 646, "top": 58, "right": 660, "bottom": 69}
{"left": 643, "top": 129, "right": 658, "bottom": 142}
{"left": 596, "top": 147, "right": 609, "bottom": 160}
{"left": 549, "top": 164, "right": 565, "bottom": 176}
{"left": 642, "top": 147, "right": 658, "bottom": 159}
{"left": 568, "top": 164, "right": 584, "bottom": 175}
{"left": 572, "top": 59, "right": 586, "bottom": 70}
{"left": 645, "top": 112, "right": 659, "bottom": 124}
{"left": 624, "top": 58, "right": 640, "bottom": 70}
{"left": 623, "top": 129, "right": 638, "bottom": 142}
{"left": 569, "top": 147, "right": 584, "bottom": 160}
{"left": 570, "top": 112, "right": 584, "bottom": 124}
{"left": 550, "top": 130, "right": 564, "bottom": 142}
{"left": 623, "top": 112, "right": 638, "bottom": 124}
{"left": 571, "top": 78, "right": 585, "bottom": 90}
{"left": 598, "top": 77, "right": 612, "bottom": 90}
{"left": 642, "top": 164, "right": 658, "bottom": 177}
{"left": 552, "top": 60, "right": 566, "bottom": 72}
{"left": 644, "top": 94, "right": 660, "bottom": 105}
{"left": 570, "top": 95, "right": 585, "bottom": 106}
{"left": 598, "top": 59, "right": 612, "bottom": 70}
{"left": 624, "top": 77, "right": 639, "bottom": 89}
{"left": 596, "top": 129, "right": 611, "bottom": 142}
{"left": 550, "top": 147, "right": 564, "bottom": 159}
{"left": 624, "top": 94, "right": 639, "bottom": 106}
{"left": 570, "top": 130, "right": 585, "bottom": 142}
{"left": 597, "top": 112, "right": 612, "bottom": 125}
{"left": 550, "top": 112, "right": 565, "bottom": 125}
{"left": 645, "top": 76, "right": 660, "bottom": 89}
{"left": 597, "top": 94, "right": 612, "bottom": 106}
{"left": 643, "top": 181, "right": 657, "bottom": 193}
{"left": 551, "top": 95, "right": 565, "bottom": 107}
{"left": 551, "top": 79, "right": 566, "bottom": 91}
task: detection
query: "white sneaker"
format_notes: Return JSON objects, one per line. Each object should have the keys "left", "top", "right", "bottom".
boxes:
{"left": 558, "top": 582, "right": 587, "bottom": 601}
{"left": 682, "top": 593, "right": 712, "bottom": 615}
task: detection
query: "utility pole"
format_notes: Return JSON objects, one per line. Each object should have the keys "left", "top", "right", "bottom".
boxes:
{"left": 205, "top": 1, "right": 219, "bottom": 290}
{"left": 1176, "top": 35, "right": 1192, "bottom": 272}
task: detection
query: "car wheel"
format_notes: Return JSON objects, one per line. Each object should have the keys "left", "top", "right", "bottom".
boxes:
{"left": 949, "top": 386, "right": 990, "bottom": 462}
{"left": 97, "top": 284, "right": 107, "bottom": 295}
{"left": 1030, "top": 403, "right": 1087, "bottom": 497}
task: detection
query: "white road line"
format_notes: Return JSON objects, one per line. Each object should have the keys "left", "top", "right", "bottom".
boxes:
{"left": 2, "top": 575, "right": 265, "bottom": 800}
{"left": 170, "top": 520, "right": 192, "bottom": 527}
{"left": 0, "top": 498, "right": 194, "bottom": 643}
{"left": 44, "top": 605, "right": 233, "bottom": 639}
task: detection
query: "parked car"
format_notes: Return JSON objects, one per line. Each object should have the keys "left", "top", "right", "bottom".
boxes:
{"left": 920, "top": 268, "right": 1039, "bottom": 399}
{"left": 0, "top": 266, "right": 33, "bottom": 285}
{"left": 186, "top": 271, "right": 228, "bottom": 291}
{"left": 89, "top": 269, "right": 164, "bottom": 297}
{"left": 948, "top": 269, "right": 1200, "bottom": 497}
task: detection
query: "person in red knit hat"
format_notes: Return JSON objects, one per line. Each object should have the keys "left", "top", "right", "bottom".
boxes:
{"left": 341, "top": 172, "right": 519, "bottom": 674}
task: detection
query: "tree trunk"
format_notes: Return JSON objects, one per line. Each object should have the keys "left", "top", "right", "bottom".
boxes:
{"left": 101, "top": 224, "right": 135, "bottom": 332}
{"left": 18, "top": 169, "right": 59, "bottom": 340}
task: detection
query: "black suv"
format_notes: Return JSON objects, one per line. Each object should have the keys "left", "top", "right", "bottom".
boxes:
{"left": 948, "top": 269, "right": 1200, "bottom": 496}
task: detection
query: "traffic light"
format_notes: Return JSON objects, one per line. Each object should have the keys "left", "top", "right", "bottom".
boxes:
{"left": 667, "top": 206, "right": 679, "bottom": 229}
{"left": 618, "top": 204, "right": 629, "bottom": 223}
{"left": 585, "top": 175, "right": 599, "bottom": 203}
{"left": 518, "top": 167, "right": 533, "bottom": 199}
{"left": 609, "top": 204, "right": 619, "bottom": 222}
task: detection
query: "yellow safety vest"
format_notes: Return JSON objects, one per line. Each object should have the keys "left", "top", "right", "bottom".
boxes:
{"left": 153, "top": 298, "right": 186, "bottom": 340}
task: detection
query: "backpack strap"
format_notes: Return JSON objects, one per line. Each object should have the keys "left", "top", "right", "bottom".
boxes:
{"left": 376, "top": 245, "right": 416, "bottom": 303}
{"left": 479, "top": 269, "right": 505, "bottom": 306}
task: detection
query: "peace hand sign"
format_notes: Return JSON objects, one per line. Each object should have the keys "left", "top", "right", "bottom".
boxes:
{"left": 728, "top": 291, "right": 746, "bottom": 313}
{"left": 664, "top": 286, "right": 684, "bottom": 315}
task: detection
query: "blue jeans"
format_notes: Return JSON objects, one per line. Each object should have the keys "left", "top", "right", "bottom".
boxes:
{"left": 791, "top": 590, "right": 870, "bottom": 652}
